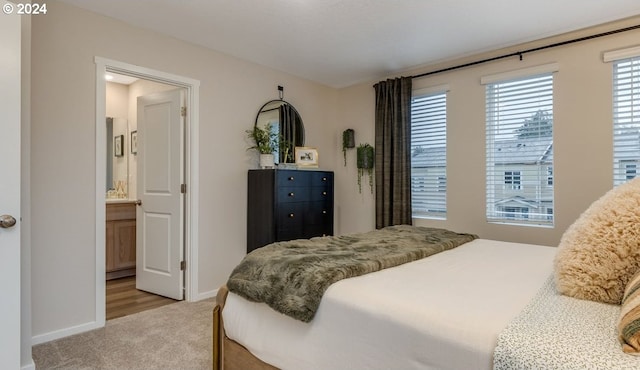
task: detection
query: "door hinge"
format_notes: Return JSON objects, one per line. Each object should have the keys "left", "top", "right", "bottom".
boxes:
{"left": 181, "top": 106, "right": 186, "bottom": 117}
{"left": 180, "top": 261, "right": 186, "bottom": 271}
{"left": 181, "top": 183, "right": 187, "bottom": 193}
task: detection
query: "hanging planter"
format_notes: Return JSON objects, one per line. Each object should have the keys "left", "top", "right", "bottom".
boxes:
{"left": 356, "top": 143, "right": 374, "bottom": 194}
{"left": 342, "top": 129, "right": 355, "bottom": 166}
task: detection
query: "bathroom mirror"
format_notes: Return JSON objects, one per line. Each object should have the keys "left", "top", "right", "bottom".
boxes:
{"left": 254, "top": 100, "right": 304, "bottom": 164}
{"left": 106, "top": 117, "right": 129, "bottom": 198}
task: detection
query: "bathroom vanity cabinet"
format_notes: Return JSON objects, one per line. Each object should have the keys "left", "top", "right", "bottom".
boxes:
{"left": 106, "top": 201, "right": 136, "bottom": 280}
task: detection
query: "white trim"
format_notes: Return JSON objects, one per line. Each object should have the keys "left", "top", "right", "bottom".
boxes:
{"left": 21, "top": 360, "right": 35, "bottom": 370}
{"left": 185, "top": 80, "right": 200, "bottom": 301}
{"left": 480, "top": 63, "right": 559, "bottom": 85}
{"left": 603, "top": 45, "right": 640, "bottom": 62}
{"left": 95, "top": 60, "right": 107, "bottom": 329}
{"left": 412, "top": 84, "right": 450, "bottom": 96}
{"left": 94, "top": 57, "right": 201, "bottom": 326}
{"left": 31, "top": 320, "right": 101, "bottom": 345}
{"left": 197, "top": 288, "right": 219, "bottom": 302}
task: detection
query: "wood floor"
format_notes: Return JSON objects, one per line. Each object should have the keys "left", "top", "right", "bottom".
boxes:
{"left": 106, "top": 276, "right": 177, "bottom": 320}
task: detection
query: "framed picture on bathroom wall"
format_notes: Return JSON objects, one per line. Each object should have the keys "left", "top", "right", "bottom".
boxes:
{"left": 131, "top": 131, "right": 138, "bottom": 154}
{"left": 114, "top": 135, "right": 123, "bottom": 157}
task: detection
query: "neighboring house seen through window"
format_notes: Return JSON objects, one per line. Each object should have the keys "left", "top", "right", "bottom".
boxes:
{"left": 485, "top": 71, "right": 555, "bottom": 226}
{"left": 411, "top": 89, "right": 447, "bottom": 219}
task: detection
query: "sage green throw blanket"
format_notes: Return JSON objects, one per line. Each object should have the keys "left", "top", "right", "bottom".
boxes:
{"left": 227, "top": 225, "right": 477, "bottom": 322}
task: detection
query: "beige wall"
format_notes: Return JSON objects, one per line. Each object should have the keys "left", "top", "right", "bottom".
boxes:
{"left": 105, "top": 82, "right": 128, "bottom": 118}
{"left": 336, "top": 17, "right": 640, "bottom": 247}
{"left": 334, "top": 83, "right": 376, "bottom": 235}
{"left": 31, "top": 0, "right": 337, "bottom": 339}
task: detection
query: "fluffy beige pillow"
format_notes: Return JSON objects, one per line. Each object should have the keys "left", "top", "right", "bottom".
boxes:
{"left": 555, "top": 177, "right": 640, "bottom": 304}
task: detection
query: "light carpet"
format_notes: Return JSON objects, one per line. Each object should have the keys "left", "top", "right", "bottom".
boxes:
{"left": 32, "top": 299, "right": 215, "bottom": 370}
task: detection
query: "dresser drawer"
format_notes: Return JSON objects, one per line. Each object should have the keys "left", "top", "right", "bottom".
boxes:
{"left": 310, "top": 171, "right": 332, "bottom": 185}
{"left": 276, "top": 228, "right": 306, "bottom": 242}
{"left": 276, "top": 203, "right": 305, "bottom": 228}
{"left": 305, "top": 201, "right": 332, "bottom": 225}
{"left": 304, "top": 224, "right": 332, "bottom": 238}
{"left": 276, "top": 170, "right": 308, "bottom": 187}
{"left": 277, "top": 187, "right": 310, "bottom": 203}
{"left": 309, "top": 186, "right": 331, "bottom": 201}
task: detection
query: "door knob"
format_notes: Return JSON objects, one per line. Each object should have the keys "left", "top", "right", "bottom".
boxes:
{"left": 0, "top": 215, "right": 17, "bottom": 228}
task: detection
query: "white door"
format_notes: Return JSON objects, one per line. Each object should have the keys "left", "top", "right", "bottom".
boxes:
{"left": 0, "top": 2, "right": 22, "bottom": 367}
{"left": 136, "top": 89, "right": 185, "bottom": 300}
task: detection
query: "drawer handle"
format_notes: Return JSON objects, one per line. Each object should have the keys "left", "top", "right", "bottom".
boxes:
{"left": 289, "top": 213, "right": 295, "bottom": 218}
{"left": 322, "top": 191, "right": 327, "bottom": 196}
{"left": 322, "top": 177, "right": 327, "bottom": 181}
{"left": 322, "top": 210, "right": 327, "bottom": 214}
{"left": 288, "top": 176, "right": 294, "bottom": 181}
{"left": 288, "top": 192, "right": 295, "bottom": 197}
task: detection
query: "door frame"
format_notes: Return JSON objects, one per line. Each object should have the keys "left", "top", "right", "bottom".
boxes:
{"left": 94, "top": 57, "right": 200, "bottom": 326}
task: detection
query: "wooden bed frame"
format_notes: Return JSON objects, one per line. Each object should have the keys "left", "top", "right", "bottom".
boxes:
{"left": 213, "top": 285, "right": 278, "bottom": 370}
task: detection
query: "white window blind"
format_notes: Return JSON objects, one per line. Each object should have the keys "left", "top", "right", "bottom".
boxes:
{"left": 411, "top": 91, "right": 447, "bottom": 219}
{"left": 613, "top": 56, "right": 640, "bottom": 186}
{"left": 485, "top": 73, "right": 554, "bottom": 226}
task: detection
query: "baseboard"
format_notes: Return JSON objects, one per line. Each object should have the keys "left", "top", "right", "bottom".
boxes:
{"left": 196, "top": 288, "right": 218, "bottom": 302}
{"left": 21, "top": 358, "right": 35, "bottom": 370}
{"left": 31, "top": 320, "right": 102, "bottom": 346}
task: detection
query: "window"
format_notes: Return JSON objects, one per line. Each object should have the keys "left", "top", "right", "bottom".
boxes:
{"left": 485, "top": 72, "right": 554, "bottom": 226}
{"left": 626, "top": 162, "right": 637, "bottom": 180}
{"left": 411, "top": 90, "right": 447, "bottom": 219}
{"left": 613, "top": 56, "right": 640, "bottom": 185}
{"left": 546, "top": 208, "right": 553, "bottom": 221}
{"left": 502, "top": 206, "right": 529, "bottom": 220}
{"left": 504, "top": 171, "right": 521, "bottom": 190}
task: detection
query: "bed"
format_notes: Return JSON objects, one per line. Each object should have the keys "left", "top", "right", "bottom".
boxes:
{"left": 214, "top": 226, "right": 560, "bottom": 370}
{"left": 214, "top": 179, "right": 640, "bottom": 369}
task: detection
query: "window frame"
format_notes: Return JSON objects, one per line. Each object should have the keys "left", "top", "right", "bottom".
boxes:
{"left": 611, "top": 55, "right": 640, "bottom": 186}
{"left": 410, "top": 86, "right": 448, "bottom": 219}
{"left": 484, "top": 67, "right": 556, "bottom": 227}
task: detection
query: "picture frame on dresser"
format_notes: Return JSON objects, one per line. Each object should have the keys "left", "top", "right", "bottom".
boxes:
{"left": 295, "top": 146, "right": 318, "bottom": 168}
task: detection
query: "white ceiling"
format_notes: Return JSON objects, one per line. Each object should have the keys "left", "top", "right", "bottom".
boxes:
{"left": 59, "top": 0, "right": 640, "bottom": 88}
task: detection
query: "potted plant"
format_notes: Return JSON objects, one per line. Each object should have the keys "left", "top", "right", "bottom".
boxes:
{"left": 357, "top": 143, "right": 374, "bottom": 193}
{"left": 342, "top": 129, "right": 355, "bottom": 166}
{"left": 246, "top": 123, "right": 279, "bottom": 168}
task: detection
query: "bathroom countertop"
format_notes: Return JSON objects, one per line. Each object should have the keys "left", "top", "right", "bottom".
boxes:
{"left": 105, "top": 198, "right": 136, "bottom": 204}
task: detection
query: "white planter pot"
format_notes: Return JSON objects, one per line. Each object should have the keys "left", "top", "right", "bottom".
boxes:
{"left": 259, "top": 153, "right": 275, "bottom": 169}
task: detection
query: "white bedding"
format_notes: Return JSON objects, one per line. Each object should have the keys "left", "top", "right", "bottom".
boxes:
{"left": 223, "top": 239, "right": 556, "bottom": 370}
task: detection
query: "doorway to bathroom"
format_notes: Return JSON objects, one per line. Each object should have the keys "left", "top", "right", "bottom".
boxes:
{"left": 105, "top": 73, "right": 185, "bottom": 319}
{"left": 95, "top": 57, "right": 201, "bottom": 324}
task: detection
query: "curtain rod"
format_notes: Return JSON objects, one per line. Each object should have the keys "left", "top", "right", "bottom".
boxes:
{"left": 411, "top": 23, "right": 640, "bottom": 79}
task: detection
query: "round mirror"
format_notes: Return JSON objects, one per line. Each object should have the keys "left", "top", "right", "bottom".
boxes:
{"left": 254, "top": 99, "right": 304, "bottom": 164}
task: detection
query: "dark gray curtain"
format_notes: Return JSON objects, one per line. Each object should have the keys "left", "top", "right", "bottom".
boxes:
{"left": 374, "top": 77, "right": 412, "bottom": 228}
